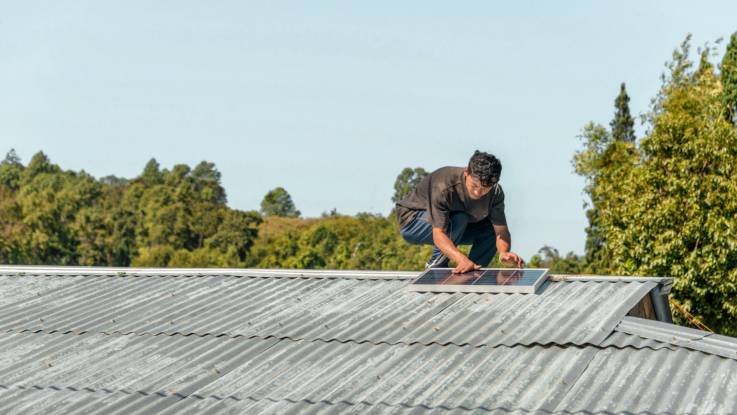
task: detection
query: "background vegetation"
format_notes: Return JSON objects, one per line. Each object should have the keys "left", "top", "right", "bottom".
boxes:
{"left": 2, "top": 33, "right": 737, "bottom": 334}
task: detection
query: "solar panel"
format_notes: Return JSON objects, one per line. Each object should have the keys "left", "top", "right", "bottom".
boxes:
{"left": 407, "top": 268, "right": 548, "bottom": 294}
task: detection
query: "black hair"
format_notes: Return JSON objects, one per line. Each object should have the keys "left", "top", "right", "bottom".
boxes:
{"left": 467, "top": 150, "right": 502, "bottom": 187}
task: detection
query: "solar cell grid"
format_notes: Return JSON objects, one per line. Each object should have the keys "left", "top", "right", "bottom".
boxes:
{"left": 408, "top": 268, "right": 548, "bottom": 294}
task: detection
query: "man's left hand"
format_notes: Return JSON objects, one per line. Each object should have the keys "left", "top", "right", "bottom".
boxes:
{"left": 500, "top": 252, "right": 524, "bottom": 268}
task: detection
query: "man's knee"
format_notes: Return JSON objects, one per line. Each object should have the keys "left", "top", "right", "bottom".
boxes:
{"left": 400, "top": 226, "right": 421, "bottom": 245}
{"left": 400, "top": 213, "right": 434, "bottom": 245}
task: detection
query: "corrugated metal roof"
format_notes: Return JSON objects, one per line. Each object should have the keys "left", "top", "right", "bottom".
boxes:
{"left": 599, "top": 330, "right": 677, "bottom": 351}
{"left": 553, "top": 346, "right": 737, "bottom": 414}
{"left": 615, "top": 316, "right": 737, "bottom": 360}
{"left": 0, "top": 330, "right": 609, "bottom": 414}
{"left": 0, "top": 274, "right": 80, "bottom": 308}
{"left": 0, "top": 273, "right": 655, "bottom": 347}
{"left": 0, "top": 266, "right": 734, "bottom": 414}
{"left": 0, "top": 331, "right": 735, "bottom": 415}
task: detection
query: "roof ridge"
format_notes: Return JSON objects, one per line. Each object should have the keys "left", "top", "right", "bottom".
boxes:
{"left": 7, "top": 327, "right": 725, "bottom": 354}
{"left": 2, "top": 266, "right": 674, "bottom": 285}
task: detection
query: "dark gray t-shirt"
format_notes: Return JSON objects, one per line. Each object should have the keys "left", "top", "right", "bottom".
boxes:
{"left": 395, "top": 166, "right": 507, "bottom": 232}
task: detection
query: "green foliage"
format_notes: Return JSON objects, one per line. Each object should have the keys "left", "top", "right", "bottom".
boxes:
{"left": 0, "top": 154, "right": 261, "bottom": 268}
{"left": 573, "top": 123, "right": 638, "bottom": 272}
{"left": 574, "top": 82, "right": 639, "bottom": 271}
{"left": 260, "top": 187, "right": 300, "bottom": 218}
{"left": 248, "top": 214, "right": 433, "bottom": 270}
{"left": 721, "top": 32, "right": 737, "bottom": 124}
{"left": 0, "top": 149, "right": 23, "bottom": 191}
{"left": 611, "top": 83, "right": 636, "bottom": 143}
{"left": 392, "top": 167, "right": 428, "bottom": 203}
{"left": 528, "top": 246, "right": 584, "bottom": 274}
{"left": 575, "top": 35, "right": 737, "bottom": 335}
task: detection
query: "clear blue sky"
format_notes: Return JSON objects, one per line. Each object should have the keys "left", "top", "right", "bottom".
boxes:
{"left": 2, "top": 2, "right": 736, "bottom": 260}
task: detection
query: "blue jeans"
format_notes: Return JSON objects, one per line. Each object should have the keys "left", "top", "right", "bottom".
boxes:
{"left": 400, "top": 211, "right": 497, "bottom": 268}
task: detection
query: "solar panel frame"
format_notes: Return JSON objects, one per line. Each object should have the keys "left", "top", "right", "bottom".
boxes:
{"left": 406, "top": 268, "right": 549, "bottom": 294}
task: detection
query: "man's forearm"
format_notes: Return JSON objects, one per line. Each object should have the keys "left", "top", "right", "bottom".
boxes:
{"left": 496, "top": 229, "right": 512, "bottom": 255}
{"left": 432, "top": 227, "right": 467, "bottom": 264}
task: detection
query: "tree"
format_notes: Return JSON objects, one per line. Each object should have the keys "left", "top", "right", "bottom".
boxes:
{"left": 574, "top": 123, "right": 637, "bottom": 272}
{"left": 576, "top": 36, "right": 737, "bottom": 335}
{"left": 192, "top": 161, "right": 226, "bottom": 204}
{"left": 0, "top": 149, "right": 24, "bottom": 191}
{"left": 23, "top": 151, "right": 58, "bottom": 181}
{"left": 391, "top": 167, "right": 428, "bottom": 203}
{"left": 721, "top": 32, "right": 737, "bottom": 124}
{"left": 140, "top": 158, "right": 163, "bottom": 185}
{"left": 528, "top": 246, "right": 584, "bottom": 274}
{"left": 260, "top": 187, "right": 300, "bottom": 217}
{"left": 610, "top": 83, "right": 636, "bottom": 143}
{"left": 205, "top": 209, "right": 262, "bottom": 263}
{"left": 575, "top": 82, "right": 641, "bottom": 273}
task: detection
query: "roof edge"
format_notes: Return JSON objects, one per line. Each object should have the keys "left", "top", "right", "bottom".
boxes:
{"left": 549, "top": 274, "right": 673, "bottom": 293}
{"left": 0, "top": 266, "right": 675, "bottom": 286}
{"left": 0, "top": 265, "right": 420, "bottom": 280}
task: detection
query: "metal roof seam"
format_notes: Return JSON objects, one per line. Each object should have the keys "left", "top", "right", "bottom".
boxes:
{"left": 4, "top": 328, "right": 718, "bottom": 357}
{"left": 0, "top": 382, "right": 563, "bottom": 414}
{"left": 543, "top": 345, "right": 600, "bottom": 414}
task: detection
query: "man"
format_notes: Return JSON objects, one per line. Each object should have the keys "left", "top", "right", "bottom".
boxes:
{"left": 396, "top": 150, "right": 524, "bottom": 273}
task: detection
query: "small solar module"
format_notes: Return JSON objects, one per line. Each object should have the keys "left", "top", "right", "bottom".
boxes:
{"left": 407, "top": 268, "right": 549, "bottom": 294}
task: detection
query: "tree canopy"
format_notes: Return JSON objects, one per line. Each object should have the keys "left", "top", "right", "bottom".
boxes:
{"left": 721, "top": 32, "right": 737, "bottom": 124}
{"left": 573, "top": 36, "right": 737, "bottom": 335}
{"left": 0, "top": 153, "right": 262, "bottom": 268}
{"left": 260, "top": 187, "right": 300, "bottom": 218}
{"left": 391, "top": 167, "right": 428, "bottom": 204}
{"left": 610, "top": 83, "right": 636, "bottom": 143}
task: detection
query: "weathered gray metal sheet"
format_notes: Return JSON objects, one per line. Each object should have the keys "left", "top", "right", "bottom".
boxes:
{"left": 0, "top": 274, "right": 655, "bottom": 347}
{"left": 617, "top": 315, "right": 708, "bottom": 342}
{"left": 0, "top": 275, "right": 81, "bottom": 308}
{"left": 615, "top": 316, "right": 737, "bottom": 360}
{"left": 2, "top": 339, "right": 736, "bottom": 415}
{"left": 599, "top": 330, "right": 677, "bottom": 351}
{"left": 153, "top": 341, "right": 596, "bottom": 414}
{"left": 0, "top": 331, "right": 594, "bottom": 414}
{"left": 554, "top": 347, "right": 737, "bottom": 414}
{"left": 0, "top": 332, "right": 279, "bottom": 396}
{"left": 0, "top": 387, "right": 180, "bottom": 415}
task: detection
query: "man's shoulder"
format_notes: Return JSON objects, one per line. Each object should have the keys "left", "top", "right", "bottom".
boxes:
{"left": 493, "top": 182, "right": 505, "bottom": 195}
{"left": 489, "top": 183, "right": 505, "bottom": 205}
{"left": 429, "top": 166, "right": 464, "bottom": 186}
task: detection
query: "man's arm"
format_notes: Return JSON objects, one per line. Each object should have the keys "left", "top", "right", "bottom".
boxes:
{"left": 492, "top": 224, "right": 524, "bottom": 267}
{"left": 432, "top": 227, "right": 479, "bottom": 273}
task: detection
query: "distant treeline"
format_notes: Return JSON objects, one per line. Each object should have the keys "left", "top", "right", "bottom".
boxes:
{"left": 0, "top": 152, "right": 437, "bottom": 270}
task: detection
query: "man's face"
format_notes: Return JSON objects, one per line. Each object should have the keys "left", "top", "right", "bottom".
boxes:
{"left": 463, "top": 169, "right": 493, "bottom": 200}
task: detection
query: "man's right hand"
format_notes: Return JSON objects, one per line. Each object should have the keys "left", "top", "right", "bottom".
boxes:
{"left": 453, "top": 257, "right": 480, "bottom": 274}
